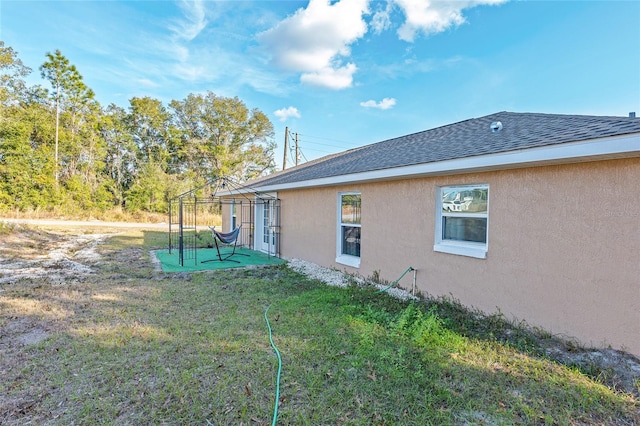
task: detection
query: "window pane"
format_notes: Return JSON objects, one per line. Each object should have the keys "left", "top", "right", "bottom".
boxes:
{"left": 442, "top": 188, "right": 488, "bottom": 213}
{"left": 341, "top": 194, "right": 361, "bottom": 224}
{"left": 342, "top": 226, "right": 361, "bottom": 257}
{"left": 443, "top": 217, "right": 487, "bottom": 243}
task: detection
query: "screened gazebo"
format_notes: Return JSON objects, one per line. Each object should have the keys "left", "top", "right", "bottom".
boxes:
{"left": 168, "top": 177, "right": 280, "bottom": 267}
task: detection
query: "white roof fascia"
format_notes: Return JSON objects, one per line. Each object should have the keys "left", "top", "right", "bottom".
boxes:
{"left": 241, "top": 132, "right": 640, "bottom": 193}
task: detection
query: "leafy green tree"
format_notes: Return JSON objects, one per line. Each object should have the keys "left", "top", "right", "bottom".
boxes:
{"left": 127, "top": 97, "right": 173, "bottom": 166}
{"left": 0, "top": 42, "right": 32, "bottom": 106}
{"left": 0, "top": 44, "right": 57, "bottom": 211}
{"left": 125, "top": 162, "right": 170, "bottom": 213}
{"left": 1, "top": 44, "right": 278, "bottom": 216}
{"left": 39, "top": 49, "right": 96, "bottom": 184}
{"left": 122, "top": 97, "right": 176, "bottom": 212}
{"left": 39, "top": 50, "right": 109, "bottom": 213}
{"left": 0, "top": 100, "right": 57, "bottom": 210}
{"left": 101, "top": 104, "right": 137, "bottom": 207}
{"left": 59, "top": 99, "right": 105, "bottom": 200}
{"left": 169, "top": 92, "right": 276, "bottom": 182}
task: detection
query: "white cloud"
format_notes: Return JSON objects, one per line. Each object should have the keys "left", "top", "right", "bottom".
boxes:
{"left": 170, "top": 0, "right": 208, "bottom": 41}
{"left": 301, "top": 63, "right": 358, "bottom": 90}
{"left": 394, "top": 0, "right": 507, "bottom": 42}
{"left": 370, "top": 1, "right": 393, "bottom": 35}
{"left": 255, "top": 0, "right": 506, "bottom": 90}
{"left": 274, "top": 106, "right": 302, "bottom": 122}
{"left": 360, "top": 97, "right": 397, "bottom": 110}
{"left": 172, "top": 63, "right": 208, "bottom": 82}
{"left": 257, "top": 0, "right": 369, "bottom": 89}
{"left": 135, "top": 78, "right": 160, "bottom": 88}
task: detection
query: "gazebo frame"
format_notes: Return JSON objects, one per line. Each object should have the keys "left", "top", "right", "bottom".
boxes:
{"left": 168, "top": 177, "right": 280, "bottom": 267}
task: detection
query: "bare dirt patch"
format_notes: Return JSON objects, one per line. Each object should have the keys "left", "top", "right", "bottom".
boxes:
{"left": 0, "top": 224, "right": 132, "bottom": 423}
{"left": 0, "top": 229, "right": 106, "bottom": 285}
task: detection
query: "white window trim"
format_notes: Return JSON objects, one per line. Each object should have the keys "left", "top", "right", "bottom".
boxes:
{"left": 434, "top": 184, "right": 489, "bottom": 259}
{"left": 336, "top": 253, "right": 361, "bottom": 268}
{"left": 336, "top": 191, "right": 361, "bottom": 268}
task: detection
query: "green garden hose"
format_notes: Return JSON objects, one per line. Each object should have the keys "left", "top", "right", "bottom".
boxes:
{"left": 263, "top": 266, "right": 414, "bottom": 424}
{"left": 378, "top": 266, "right": 415, "bottom": 293}
{"left": 264, "top": 305, "right": 282, "bottom": 426}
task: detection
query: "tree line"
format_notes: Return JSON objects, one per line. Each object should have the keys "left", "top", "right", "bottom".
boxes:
{"left": 0, "top": 42, "right": 276, "bottom": 216}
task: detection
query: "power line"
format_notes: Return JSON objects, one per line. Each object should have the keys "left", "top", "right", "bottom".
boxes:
{"left": 297, "top": 133, "right": 353, "bottom": 146}
{"left": 298, "top": 147, "right": 339, "bottom": 155}
{"left": 299, "top": 140, "right": 345, "bottom": 149}
{"left": 298, "top": 147, "right": 309, "bottom": 163}
{"left": 295, "top": 133, "right": 345, "bottom": 154}
{"left": 282, "top": 129, "right": 351, "bottom": 168}
{"left": 287, "top": 144, "right": 296, "bottom": 165}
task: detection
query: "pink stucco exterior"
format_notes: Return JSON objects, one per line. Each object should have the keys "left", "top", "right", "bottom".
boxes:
{"left": 274, "top": 158, "right": 640, "bottom": 357}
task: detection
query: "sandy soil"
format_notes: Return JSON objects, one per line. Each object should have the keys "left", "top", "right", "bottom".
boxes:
{"left": 0, "top": 218, "right": 167, "bottom": 229}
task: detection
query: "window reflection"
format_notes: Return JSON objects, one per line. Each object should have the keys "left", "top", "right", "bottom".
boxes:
{"left": 341, "top": 194, "right": 361, "bottom": 224}
{"left": 442, "top": 188, "right": 488, "bottom": 213}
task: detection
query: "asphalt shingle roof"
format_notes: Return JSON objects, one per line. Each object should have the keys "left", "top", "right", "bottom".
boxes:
{"left": 252, "top": 111, "right": 640, "bottom": 188}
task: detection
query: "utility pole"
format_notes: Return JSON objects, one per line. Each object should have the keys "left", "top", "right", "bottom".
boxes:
{"left": 282, "top": 126, "right": 289, "bottom": 170}
{"left": 295, "top": 132, "right": 299, "bottom": 166}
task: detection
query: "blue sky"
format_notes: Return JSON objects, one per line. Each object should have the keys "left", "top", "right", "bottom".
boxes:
{"left": 2, "top": 0, "right": 639, "bottom": 168}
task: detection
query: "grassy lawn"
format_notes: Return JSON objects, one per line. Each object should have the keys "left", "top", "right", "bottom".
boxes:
{"left": 1, "top": 228, "right": 638, "bottom": 425}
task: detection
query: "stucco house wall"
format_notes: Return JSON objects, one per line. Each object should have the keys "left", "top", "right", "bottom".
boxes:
{"left": 220, "top": 199, "right": 233, "bottom": 232}
{"left": 276, "top": 157, "right": 640, "bottom": 357}
{"left": 218, "top": 197, "right": 254, "bottom": 247}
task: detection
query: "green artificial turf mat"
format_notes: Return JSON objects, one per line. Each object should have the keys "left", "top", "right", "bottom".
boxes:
{"left": 154, "top": 246, "right": 285, "bottom": 272}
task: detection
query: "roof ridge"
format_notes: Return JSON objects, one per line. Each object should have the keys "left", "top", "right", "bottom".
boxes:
{"left": 246, "top": 111, "right": 639, "bottom": 188}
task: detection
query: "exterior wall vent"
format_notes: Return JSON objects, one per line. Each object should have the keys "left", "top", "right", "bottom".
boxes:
{"left": 490, "top": 121, "right": 503, "bottom": 133}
